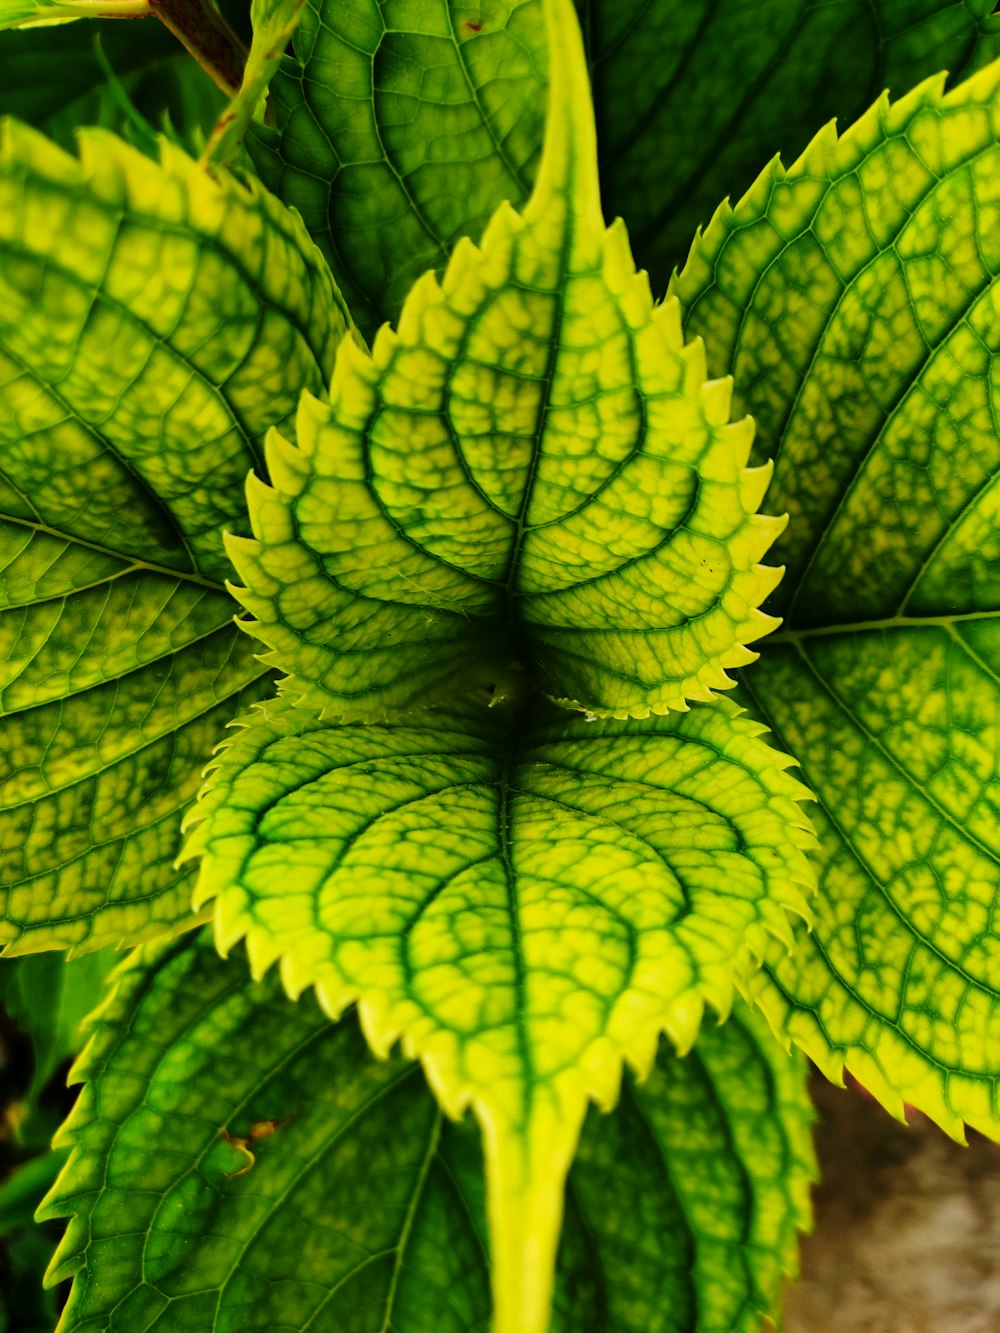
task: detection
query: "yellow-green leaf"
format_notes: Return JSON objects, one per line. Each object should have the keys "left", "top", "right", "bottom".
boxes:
{"left": 228, "top": 0, "right": 784, "bottom": 723}
{"left": 673, "top": 62, "right": 1000, "bottom": 1138}
{"left": 184, "top": 691, "right": 814, "bottom": 1332}
{"left": 0, "top": 120, "right": 350, "bottom": 954}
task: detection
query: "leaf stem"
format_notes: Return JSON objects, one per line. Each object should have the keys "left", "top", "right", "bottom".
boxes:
{"left": 57, "top": 1, "right": 152, "bottom": 15}
{"left": 149, "top": 0, "right": 248, "bottom": 97}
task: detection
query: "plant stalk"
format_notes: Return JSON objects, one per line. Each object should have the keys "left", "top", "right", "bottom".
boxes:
{"left": 149, "top": 0, "right": 248, "bottom": 97}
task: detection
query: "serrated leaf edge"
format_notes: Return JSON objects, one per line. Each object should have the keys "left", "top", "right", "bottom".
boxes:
{"left": 668, "top": 65, "right": 1000, "bottom": 309}
{"left": 222, "top": 0, "right": 791, "bottom": 723}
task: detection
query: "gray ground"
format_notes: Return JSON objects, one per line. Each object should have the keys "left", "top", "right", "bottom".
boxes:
{"left": 785, "top": 1075, "right": 1000, "bottom": 1333}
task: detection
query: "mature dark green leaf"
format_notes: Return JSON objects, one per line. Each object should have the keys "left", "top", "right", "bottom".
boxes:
{"left": 40, "top": 930, "right": 814, "bottom": 1333}
{"left": 583, "top": 0, "right": 1000, "bottom": 297}
{"left": 248, "top": 0, "right": 547, "bottom": 337}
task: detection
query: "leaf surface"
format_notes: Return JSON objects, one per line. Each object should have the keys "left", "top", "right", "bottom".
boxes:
{"left": 40, "top": 930, "right": 814, "bottom": 1333}
{"left": 0, "top": 120, "right": 349, "bottom": 954}
{"left": 673, "top": 64, "right": 1000, "bottom": 1137}
{"left": 583, "top": 0, "right": 1000, "bottom": 299}
{"left": 185, "top": 691, "right": 814, "bottom": 1331}
{"left": 248, "top": 0, "right": 547, "bottom": 338}
{"left": 231, "top": 0, "right": 783, "bottom": 723}
{"left": 250, "top": 0, "right": 1000, "bottom": 336}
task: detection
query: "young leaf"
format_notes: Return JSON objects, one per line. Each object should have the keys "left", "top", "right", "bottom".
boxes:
{"left": 201, "top": 0, "right": 303, "bottom": 167}
{"left": 0, "top": 120, "right": 350, "bottom": 954}
{"left": 229, "top": 0, "right": 784, "bottom": 723}
{"left": 40, "top": 930, "right": 814, "bottom": 1333}
{"left": 184, "top": 690, "right": 814, "bottom": 1332}
{"left": 673, "top": 63, "right": 1000, "bottom": 1138}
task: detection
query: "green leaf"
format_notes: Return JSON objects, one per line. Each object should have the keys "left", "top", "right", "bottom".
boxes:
{"left": 184, "top": 690, "right": 814, "bottom": 1332}
{"left": 585, "top": 0, "right": 1000, "bottom": 300}
{"left": 250, "top": 0, "right": 1000, "bottom": 337}
{"left": 231, "top": 0, "right": 784, "bottom": 723}
{"left": 0, "top": 23, "right": 197, "bottom": 128}
{"left": 551, "top": 1009, "right": 814, "bottom": 1333}
{"left": 248, "top": 0, "right": 548, "bottom": 338}
{"left": 202, "top": 0, "right": 304, "bottom": 166}
{"left": 5, "top": 32, "right": 222, "bottom": 153}
{"left": 0, "top": 120, "right": 350, "bottom": 955}
{"left": 0, "top": 951, "right": 114, "bottom": 1105}
{"left": 40, "top": 930, "right": 814, "bottom": 1333}
{"left": 673, "top": 65, "right": 1000, "bottom": 1137}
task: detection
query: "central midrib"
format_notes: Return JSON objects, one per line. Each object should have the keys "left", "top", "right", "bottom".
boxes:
{"left": 501, "top": 281, "right": 566, "bottom": 670}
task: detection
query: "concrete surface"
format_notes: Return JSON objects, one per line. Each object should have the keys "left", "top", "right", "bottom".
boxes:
{"left": 785, "top": 1075, "right": 1000, "bottom": 1333}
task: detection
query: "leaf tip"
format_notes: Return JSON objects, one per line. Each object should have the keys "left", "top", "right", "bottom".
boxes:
{"left": 524, "top": 0, "right": 602, "bottom": 237}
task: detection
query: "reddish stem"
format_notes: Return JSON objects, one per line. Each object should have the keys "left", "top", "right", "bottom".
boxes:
{"left": 149, "top": 0, "right": 248, "bottom": 97}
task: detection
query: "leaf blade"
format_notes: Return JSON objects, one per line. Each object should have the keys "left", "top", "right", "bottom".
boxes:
{"left": 231, "top": 0, "right": 784, "bottom": 722}
{"left": 0, "top": 120, "right": 350, "bottom": 953}
{"left": 185, "top": 691, "right": 814, "bottom": 1331}
{"left": 589, "top": 0, "right": 1000, "bottom": 299}
{"left": 40, "top": 930, "right": 815, "bottom": 1333}
{"left": 0, "top": 951, "right": 115, "bottom": 1103}
{"left": 248, "top": 0, "right": 547, "bottom": 339}
{"left": 249, "top": 0, "right": 1000, "bottom": 336}
{"left": 674, "top": 61, "right": 1000, "bottom": 1137}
